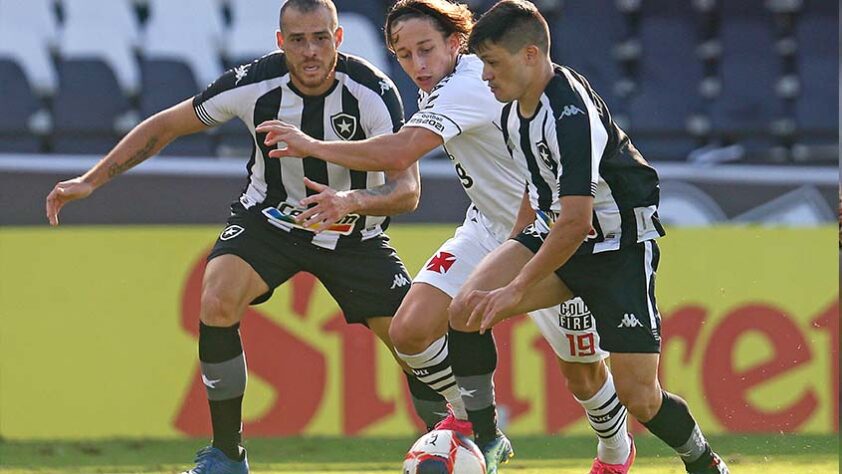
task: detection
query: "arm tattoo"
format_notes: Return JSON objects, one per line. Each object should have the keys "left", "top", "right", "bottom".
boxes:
{"left": 107, "top": 137, "right": 159, "bottom": 178}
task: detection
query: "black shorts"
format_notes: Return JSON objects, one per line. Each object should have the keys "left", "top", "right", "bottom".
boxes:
{"left": 208, "top": 204, "right": 411, "bottom": 325}
{"left": 514, "top": 226, "right": 662, "bottom": 353}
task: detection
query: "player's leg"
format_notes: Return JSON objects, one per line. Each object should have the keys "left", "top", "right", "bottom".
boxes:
{"left": 186, "top": 209, "right": 300, "bottom": 474}
{"left": 449, "top": 239, "right": 573, "bottom": 332}
{"left": 394, "top": 223, "right": 506, "bottom": 434}
{"left": 312, "top": 234, "right": 449, "bottom": 431}
{"left": 366, "top": 314, "right": 448, "bottom": 431}
{"left": 530, "top": 303, "right": 634, "bottom": 471}
{"left": 566, "top": 241, "right": 728, "bottom": 474}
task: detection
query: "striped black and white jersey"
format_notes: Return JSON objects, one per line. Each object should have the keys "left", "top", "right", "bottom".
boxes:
{"left": 502, "top": 65, "right": 665, "bottom": 255}
{"left": 405, "top": 55, "right": 524, "bottom": 242}
{"left": 193, "top": 51, "right": 404, "bottom": 250}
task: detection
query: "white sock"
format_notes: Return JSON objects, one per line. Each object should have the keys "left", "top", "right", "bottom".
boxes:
{"left": 396, "top": 335, "right": 467, "bottom": 420}
{"left": 576, "top": 372, "right": 631, "bottom": 465}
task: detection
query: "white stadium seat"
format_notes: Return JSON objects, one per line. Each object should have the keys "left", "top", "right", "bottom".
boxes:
{"left": 143, "top": 0, "right": 225, "bottom": 88}
{"left": 59, "top": 0, "right": 141, "bottom": 95}
{"left": 225, "top": 0, "right": 284, "bottom": 62}
{"left": 337, "top": 12, "right": 389, "bottom": 73}
{"left": 0, "top": 0, "right": 58, "bottom": 95}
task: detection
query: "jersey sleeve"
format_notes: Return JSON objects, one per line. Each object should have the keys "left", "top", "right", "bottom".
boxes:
{"left": 192, "top": 63, "right": 256, "bottom": 127}
{"left": 554, "top": 84, "right": 608, "bottom": 197}
{"left": 405, "top": 72, "right": 497, "bottom": 143}
{"left": 360, "top": 75, "right": 405, "bottom": 137}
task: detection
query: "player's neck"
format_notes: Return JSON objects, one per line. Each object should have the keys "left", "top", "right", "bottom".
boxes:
{"left": 516, "top": 60, "right": 554, "bottom": 119}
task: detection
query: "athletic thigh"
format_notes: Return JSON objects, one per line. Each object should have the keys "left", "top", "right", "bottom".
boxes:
{"left": 558, "top": 241, "right": 662, "bottom": 353}
{"left": 207, "top": 205, "right": 303, "bottom": 305}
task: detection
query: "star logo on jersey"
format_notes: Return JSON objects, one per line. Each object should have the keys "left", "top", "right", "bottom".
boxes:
{"left": 233, "top": 63, "right": 251, "bottom": 85}
{"left": 330, "top": 113, "right": 358, "bottom": 140}
{"left": 219, "top": 225, "right": 244, "bottom": 240}
{"left": 425, "top": 251, "right": 456, "bottom": 274}
{"left": 536, "top": 140, "right": 553, "bottom": 167}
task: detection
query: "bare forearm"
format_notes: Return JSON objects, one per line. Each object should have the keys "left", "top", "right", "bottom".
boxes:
{"left": 511, "top": 223, "right": 589, "bottom": 291}
{"left": 81, "top": 117, "right": 175, "bottom": 189}
{"left": 312, "top": 135, "right": 416, "bottom": 171}
{"left": 348, "top": 177, "right": 419, "bottom": 217}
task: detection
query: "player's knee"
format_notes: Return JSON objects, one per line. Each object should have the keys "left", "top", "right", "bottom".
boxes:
{"left": 560, "top": 361, "right": 606, "bottom": 400}
{"left": 616, "top": 382, "right": 661, "bottom": 421}
{"left": 199, "top": 290, "right": 241, "bottom": 327}
{"left": 389, "top": 313, "right": 437, "bottom": 354}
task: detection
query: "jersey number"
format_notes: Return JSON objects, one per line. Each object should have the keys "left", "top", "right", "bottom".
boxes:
{"left": 565, "top": 333, "right": 596, "bottom": 357}
{"left": 455, "top": 162, "right": 474, "bottom": 188}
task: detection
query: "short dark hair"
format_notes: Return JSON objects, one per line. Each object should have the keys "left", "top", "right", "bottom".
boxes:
{"left": 468, "top": 0, "right": 550, "bottom": 54}
{"left": 279, "top": 0, "right": 338, "bottom": 32}
{"left": 384, "top": 0, "right": 475, "bottom": 53}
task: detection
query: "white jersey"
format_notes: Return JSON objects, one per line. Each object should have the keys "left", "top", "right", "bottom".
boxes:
{"left": 405, "top": 55, "right": 524, "bottom": 242}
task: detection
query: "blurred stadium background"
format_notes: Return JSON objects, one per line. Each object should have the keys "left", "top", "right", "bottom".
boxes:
{"left": 0, "top": 0, "right": 838, "bottom": 472}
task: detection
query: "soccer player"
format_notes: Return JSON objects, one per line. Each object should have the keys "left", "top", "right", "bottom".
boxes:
{"left": 44, "top": 1, "right": 448, "bottom": 473}
{"left": 450, "top": 1, "right": 730, "bottom": 473}
{"left": 256, "top": 1, "right": 635, "bottom": 472}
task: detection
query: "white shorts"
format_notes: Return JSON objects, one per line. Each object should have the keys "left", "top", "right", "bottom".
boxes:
{"left": 414, "top": 214, "right": 608, "bottom": 363}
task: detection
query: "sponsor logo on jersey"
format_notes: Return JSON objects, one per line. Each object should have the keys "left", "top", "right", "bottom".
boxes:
{"left": 557, "top": 104, "right": 585, "bottom": 120}
{"left": 390, "top": 273, "right": 410, "bottom": 289}
{"left": 407, "top": 112, "right": 446, "bottom": 133}
{"left": 425, "top": 251, "right": 457, "bottom": 274}
{"left": 558, "top": 298, "right": 595, "bottom": 330}
{"left": 617, "top": 313, "right": 644, "bottom": 328}
{"left": 536, "top": 140, "right": 553, "bottom": 167}
{"left": 330, "top": 113, "right": 358, "bottom": 141}
{"left": 262, "top": 203, "right": 359, "bottom": 235}
{"left": 219, "top": 225, "right": 244, "bottom": 240}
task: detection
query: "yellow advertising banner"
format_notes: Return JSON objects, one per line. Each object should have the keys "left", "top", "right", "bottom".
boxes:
{"left": 0, "top": 225, "right": 837, "bottom": 439}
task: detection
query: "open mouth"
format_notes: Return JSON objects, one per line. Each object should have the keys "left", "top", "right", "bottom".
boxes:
{"left": 303, "top": 64, "right": 320, "bottom": 73}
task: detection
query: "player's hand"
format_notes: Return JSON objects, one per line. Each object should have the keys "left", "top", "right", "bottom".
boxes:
{"left": 464, "top": 284, "right": 525, "bottom": 334}
{"left": 45, "top": 177, "right": 94, "bottom": 226}
{"left": 255, "top": 120, "right": 317, "bottom": 158}
{"left": 295, "top": 178, "right": 359, "bottom": 233}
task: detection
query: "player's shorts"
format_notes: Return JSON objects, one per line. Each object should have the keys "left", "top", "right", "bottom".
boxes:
{"left": 208, "top": 203, "right": 411, "bottom": 325}
{"left": 415, "top": 210, "right": 607, "bottom": 362}
{"left": 514, "top": 222, "right": 662, "bottom": 353}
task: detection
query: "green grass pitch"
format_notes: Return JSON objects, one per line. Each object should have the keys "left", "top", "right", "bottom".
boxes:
{"left": 1, "top": 434, "right": 837, "bottom": 473}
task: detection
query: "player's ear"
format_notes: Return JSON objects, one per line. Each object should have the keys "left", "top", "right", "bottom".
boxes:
{"left": 334, "top": 25, "right": 344, "bottom": 49}
{"left": 447, "top": 32, "right": 461, "bottom": 54}
{"left": 276, "top": 30, "right": 284, "bottom": 49}
{"left": 524, "top": 44, "right": 540, "bottom": 64}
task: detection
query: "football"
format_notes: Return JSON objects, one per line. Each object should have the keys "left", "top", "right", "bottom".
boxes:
{"left": 403, "top": 430, "right": 486, "bottom": 474}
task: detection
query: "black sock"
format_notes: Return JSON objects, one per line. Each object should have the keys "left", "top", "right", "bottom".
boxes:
{"left": 643, "top": 391, "right": 710, "bottom": 465}
{"left": 199, "top": 322, "right": 246, "bottom": 461}
{"left": 404, "top": 372, "right": 447, "bottom": 431}
{"left": 210, "top": 397, "right": 244, "bottom": 460}
{"left": 449, "top": 328, "right": 500, "bottom": 443}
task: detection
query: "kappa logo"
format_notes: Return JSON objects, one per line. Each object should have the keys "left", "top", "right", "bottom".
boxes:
{"left": 425, "top": 251, "right": 456, "bottom": 274}
{"left": 390, "top": 273, "right": 410, "bottom": 289}
{"left": 617, "top": 313, "right": 643, "bottom": 328}
{"left": 201, "top": 374, "right": 221, "bottom": 389}
{"left": 536, "top": 140, "right": 553, "bottom": 167}
{"left": 557, "top": 104, "right": 585, "bottom": 120}
{"left": 220, "top": 225, "right": 244, "bottom": 241}
{"left": 379, "top": 79, "right": 392, "bottom": 95}
{"left": 331, "top": 112, "right": 358, "bottom": 140}
{"left": 233, "top": 63, "right": 251, "bottom": 85}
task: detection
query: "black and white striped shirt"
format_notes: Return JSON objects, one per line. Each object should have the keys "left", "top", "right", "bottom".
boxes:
{"left": 193, "top": 51, "right": 403, "bottom": 250}
{"left": 502, "top": 65, "right": 665, "bottom": 255}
